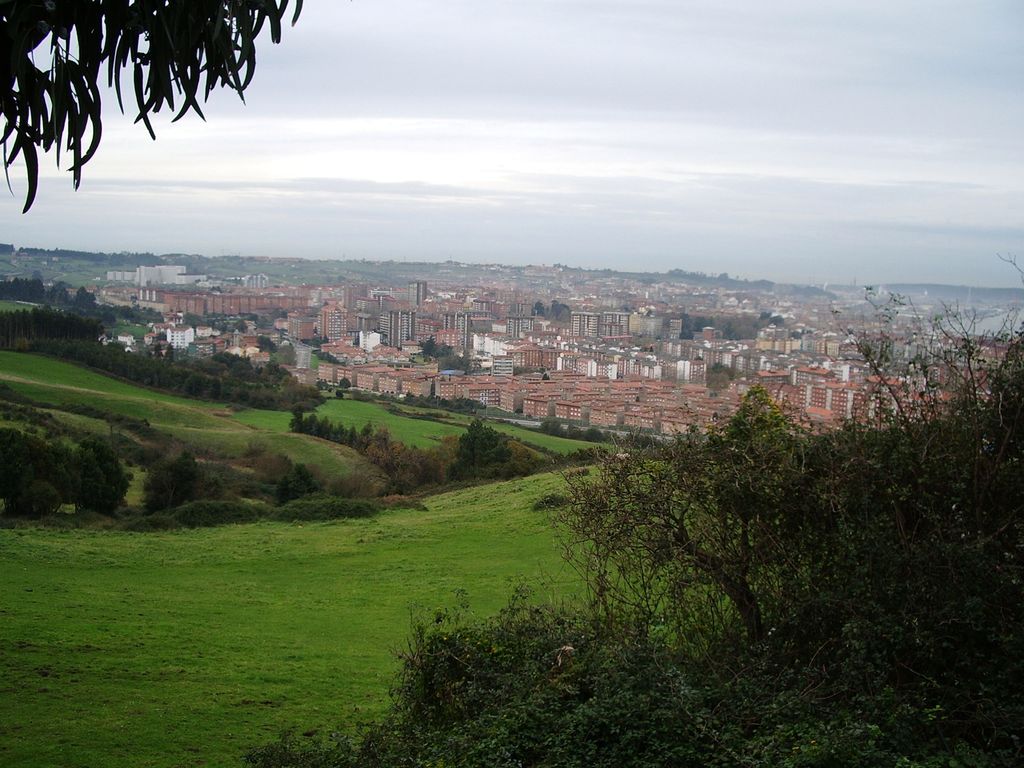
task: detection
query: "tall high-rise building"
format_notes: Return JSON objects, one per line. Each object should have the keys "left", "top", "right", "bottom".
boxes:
{"left": 570, "top": 311, "right": 601, "bottom": 339}
{"left": 319, "top": 301, "right": 349, "bottom": 342}
{"left": 599, "top": 311, "right": 630, "bottom": 337}
{"left": 380, "top": 309, "right": 417, "bottom": 348}
{"left": 506, "top": 316, "right": 533, "bottom": 339}
{"left": 443, "top": 311, "right": 471, "bottom": 350}
{"left": 408, "top": 280, "right": 428, "bottom": 307}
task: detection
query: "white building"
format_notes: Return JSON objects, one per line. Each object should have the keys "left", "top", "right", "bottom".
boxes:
{"left": 166, "top": 325, "right": 196, "bottom": 349}
{"left": 105, "top": 265, "right": 206, "bottom": 286}
{"left": 358, "top": 331, "right": 382, "bottom": 351}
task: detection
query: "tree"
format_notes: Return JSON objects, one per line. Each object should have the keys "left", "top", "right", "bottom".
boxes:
{"left": 449, "top": 419, "right": 511, "bottom": 480}
{"left": 76, "top": 436, "right": 129, "bottom": 514}
{"left": 143, "top": 450, "right": 199, "bottom": 512}
{"left": 73, "top": 286, "right": 96, "bottom": 311}
{"left": 0, "top": 427, "right": 77, "bottom": 517}
{"left": 560, "top": 387, "right": 806, "bottom": 645}
{"left": 705, "top": 362, "right": 734, "bottom": 392}
{"left": 276, "top": 463, "right": 320, "bottom": 504}
{"left": 1, "top": 1, "right": 302, "bottom": 211}
{"left": 0, "top": 428, "right": 33, "bottom": 515}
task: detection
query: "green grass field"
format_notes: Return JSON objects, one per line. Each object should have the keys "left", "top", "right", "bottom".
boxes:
{"left": 1, "top": 352, "right": 592, "bottom": 470}
{"left": 0, "top": 473, "right": 575, "bottom": 768}
{"left": 109, "top": 321, "right": 150, "bottom": 340}
{"left": 234, "top": 396, "right": 597, "bottom": 455}
{"left": 0, "top": 352, "right": 369, "bottom": 477}
{"left": 0, "top": 299, "right": 37, "bottom": 312}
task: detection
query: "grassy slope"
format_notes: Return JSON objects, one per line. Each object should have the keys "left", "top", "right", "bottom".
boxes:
{"left": 0, "top": 352, "right": 367, "bottom": 476}
{"left": 0, "top": 473, "right": 574, "bottom": 768}
{"left": 234, "top": 397, "right": 595, "bottom": 455}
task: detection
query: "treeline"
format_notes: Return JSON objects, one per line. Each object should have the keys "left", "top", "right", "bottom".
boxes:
{"left": 0, "top": 277, "right": 69, "bottom": 303}
{"left": 30, "top": 341, "right": 322, "bottom": 411}
{"left": 291, "top": 413, "right": 545, "bottom": 493}
{"left": 538, "top": 417, "right": 607, "bottom": 442}
{"left": 0, "top": 307, "right": 102, "bottom": 347}
{"left": 677, "top": 310, "right": 783, "bottom": 340}
{"left": 0, "top": 428, "right": 129, "bottom": 518}
{"left": 0, "top": 277, "right": 163, "bottom": 326}
{"left": 0, "top": 278, "right": 100, "bottom": 314}
{"left": 16, "top": 246, "right": 145, "bottom": 263}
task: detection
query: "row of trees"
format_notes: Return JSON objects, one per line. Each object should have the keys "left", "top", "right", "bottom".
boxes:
{"left": 0, "top": 307, "right": 102, "bottom": 348}
{"left": 0, "top": 429, "right": 129, "bottom": 517}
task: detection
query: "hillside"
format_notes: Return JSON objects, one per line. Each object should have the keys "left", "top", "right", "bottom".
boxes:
{"left": 0, "top": 351, "right": 373, "bottom": 481}
{"left": 235, "top": 396, "right": 596, "bottom": 455}
{"left": 0, "top": 473, "right": 575, "bottom": 768}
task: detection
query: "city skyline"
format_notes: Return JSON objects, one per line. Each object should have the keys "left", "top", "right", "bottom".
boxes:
{"left": 2, "top": 0, "right": 1022, "bottom": 287}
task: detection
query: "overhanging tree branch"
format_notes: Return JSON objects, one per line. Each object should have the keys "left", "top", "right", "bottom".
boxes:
{"left": 1, "top": 0, "right": 302, "bottom": 212}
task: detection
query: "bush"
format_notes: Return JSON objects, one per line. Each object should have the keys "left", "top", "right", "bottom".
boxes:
{"left": 269, "top": 494, "right": 380, "bottom": 522}
{"left": 532, "top": 492, "right": 567, "bottom": 511}
{"left": 167, "top": 501, "right": 263, "bottom": 528}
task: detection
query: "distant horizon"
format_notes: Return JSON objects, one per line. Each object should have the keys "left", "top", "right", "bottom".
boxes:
{"left": 8, "top": 240, "right": 1024, "bottom": 292}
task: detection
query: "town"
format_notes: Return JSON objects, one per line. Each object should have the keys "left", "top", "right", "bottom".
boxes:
{"left": 84, "top": 253, "right": 1021, "bottom": 434}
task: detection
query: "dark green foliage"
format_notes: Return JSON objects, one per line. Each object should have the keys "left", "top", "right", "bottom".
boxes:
{"left": 0, "top": 278, "right": 163, "bottom": 331}
{"left": 418, "top": 336, "right": 449, "bottom": 360}
{"left": 0, "top": 427, "right": 129, "bottom": 517}
{"left": 540, "top": 418, "right": 608, "bottom": 443}
{"left": 549, "top": 300, "right": 571, "bottom": 321}
{"left": 276, "top": 463, "right": 320, "bottom": 504}
{"left": 143, "top": 451, "right": 199, "bottom": 513}
{"left": 290, "top": 413, "right": 448, "bottom": 494}
{"left": 532, "top": 492, "right": 567, "bottom": 511}
{"left": 269, "top": 494, "right": 379, "bottom": 522}
{"left": 75, "top": 436, "right": 130, "bottom": 513}
{"left": 0, "top": 277, "right": 48, "bottom": 302}
{"left": 438, "top": 352, "right": 472, "bottom": 373}
{"left": 1, "top": 0, "right": 302, "bottom": 211}
{"left": 449, "top": 419, "right": 511, "bottom": 480}
{"left": 0, "top": 428, "right": 38, "bottom": 515}
{"left": 0, "top": 307, "right": 102, "bottom": 348}
{"left": 90, "top": 496, "right": 379, "bottom": 531}
{"left": 674, "top": 311, "right": 780, "bottom": 340}
{"left": 401, "top": 394, "right": 481, "bottom": 414}
{"left": 245, "top": 731, "right": 356, "bottom": 768}
{"left": 538, "top": 416, "right": 562, "bottom": 435}
{"left": 161, "top": 500, "right": 260, "bottom": 528}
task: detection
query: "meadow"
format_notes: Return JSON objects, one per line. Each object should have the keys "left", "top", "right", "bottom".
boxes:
{"left": 0, "top": 352, "right": 368, "bottom": 477}
{"left": 0, "top": 299, "right": 37, "bottom": 312}
{"left": 0, "top": 352, "right": 595, "bottom": 466}
{"left": 0, "top": 353, "right": 586, "bottom": 765}
{"left": 234, "top": 394, "right": 596, "bottom": 455}
{"left": 0, "top": 473, "right": 576, "bottom": 768}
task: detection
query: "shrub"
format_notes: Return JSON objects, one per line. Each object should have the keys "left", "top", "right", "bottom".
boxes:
{"left": 167, "top": 501, "right": 263, "bottom": 528}
{"left": 269, "top": 494, "right": 380, "bottom": 522}
{"left": 532, "top": 492, "right": 568, "bottom": 511}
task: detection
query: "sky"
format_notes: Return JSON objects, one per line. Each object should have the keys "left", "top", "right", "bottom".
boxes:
{"left": 2, "top": 0, "right": 1023, "bottom": 286}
